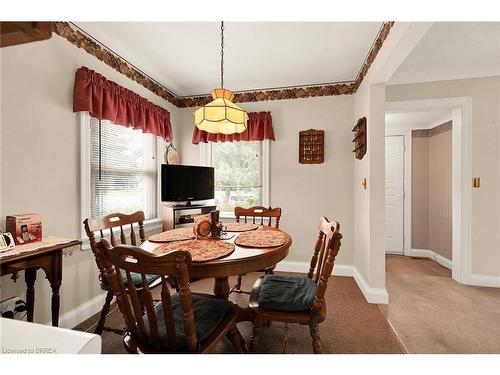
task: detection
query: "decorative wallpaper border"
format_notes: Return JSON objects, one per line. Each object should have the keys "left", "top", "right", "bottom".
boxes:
{"left": 53, "top": 22, "right": 183, "bottom": 107}
{"left": 53, "top": 21, "right": 394, "bottom": 108}
{"left": 412, "top": 121, "right": 453, "bottom": 137}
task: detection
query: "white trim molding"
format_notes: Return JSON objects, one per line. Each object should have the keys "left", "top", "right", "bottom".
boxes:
{"left": 79, "top": 111, "right": 91, "bottom": 243}
{"left": 78, "top": 112, "right": 164, "bottom": 249}
{"left": 385, "top": 112, "right": 454, "bottom": 257}
{"left": 410, "top": 248, "right": 453, "bottom": 270}
{"left": 49, "top": 292, "right": 111, "bottom": 329}
{"left": 199, "top": 139, "right": 271, "bottom": 210}
{"left": 352, "top": 267, "right": 389, "bottom": 304}
{"left": 275, "top": 261, "right": 389, "bottom": 305}
{"left": 467, "top": 274, "right": 500, "bottom": 288}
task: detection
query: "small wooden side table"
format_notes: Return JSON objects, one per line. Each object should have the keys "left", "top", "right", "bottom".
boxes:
{"left": 0, "top": 239, "right": 81, "bottom": 326}
{"left": 161, "top": 204, "right": 217, "bottom": 231}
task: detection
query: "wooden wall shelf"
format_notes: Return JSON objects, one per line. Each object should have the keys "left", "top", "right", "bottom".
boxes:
{"left": 352, "top": 117, "right": 367, "bottom": 160}
{"left": 1, "top": 22, "right": 52, "bottom": 48}
{"left": 299, "top": 129, "right": 324, "bottom": 164}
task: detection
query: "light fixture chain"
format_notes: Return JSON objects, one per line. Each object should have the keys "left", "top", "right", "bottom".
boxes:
{"left": 220, "top": 21, "right": 224, "bottom": 89}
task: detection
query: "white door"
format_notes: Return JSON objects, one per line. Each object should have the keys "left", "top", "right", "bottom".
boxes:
{"left": 385, "top": 136, "right": 405, "bottom": 254}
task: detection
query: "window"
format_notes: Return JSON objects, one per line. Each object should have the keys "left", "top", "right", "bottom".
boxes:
{"left": 87, "top": 116, "right": 158, "bottom": 221}
{"left": 205, "top": 141, "right": 269, "bottom": 216}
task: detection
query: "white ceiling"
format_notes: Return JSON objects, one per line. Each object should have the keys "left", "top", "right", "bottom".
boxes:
{"left": 75, "top": 22, "right": 381, "bottom": 96}
{"left": 389, "top": 22, "right": 500, "bottom": 85}
{"left": 385, "top": 110, "right": 452, "bottom": 129}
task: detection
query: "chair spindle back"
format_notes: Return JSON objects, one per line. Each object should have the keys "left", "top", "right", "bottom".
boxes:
{"left": 307, "top": 217, "right": 342, "bottom": 313}
{"left": 83, "top": 211, "right": 146, "bottom": 288}
{"left": 96, "top": 239, "right": 197, "bottom": 352}
{"left": 234, "top": 206, "right": 282, "bottom": 228}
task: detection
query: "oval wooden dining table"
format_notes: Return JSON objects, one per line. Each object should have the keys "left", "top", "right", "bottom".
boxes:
{"left": 140, "top": 226, "right": 292, "bottom": 321}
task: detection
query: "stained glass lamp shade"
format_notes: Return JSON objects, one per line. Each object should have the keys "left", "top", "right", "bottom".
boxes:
{"left": 194, "top": 88, "right": 248, "bottom": 134}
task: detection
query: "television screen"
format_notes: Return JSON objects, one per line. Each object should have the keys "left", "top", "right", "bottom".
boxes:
{"left": 161, "top": 165, "right": 214, "bottom": 203}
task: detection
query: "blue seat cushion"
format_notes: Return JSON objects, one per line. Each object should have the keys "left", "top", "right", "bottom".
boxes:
{"left": 143, "top": 294, "right": 231, "bottom": 351}
{"left": 257, "top": 275, "right": 317, "bottom": 312}
{"left": 119, "top": 269, "right": 159, "bottom": 287}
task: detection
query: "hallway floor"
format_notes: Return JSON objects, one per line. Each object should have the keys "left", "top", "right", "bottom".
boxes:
{"left": 382, "top": 255, "right": 500, "bottom": 353}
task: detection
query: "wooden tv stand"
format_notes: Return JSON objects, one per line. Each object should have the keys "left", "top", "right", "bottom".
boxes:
{"left": 161, "top": 204, "right": 217, "bottom": 231}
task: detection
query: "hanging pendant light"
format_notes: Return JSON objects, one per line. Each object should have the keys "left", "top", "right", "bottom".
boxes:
{"left": 194, "top": 22, "right": 248, "bottom": 135}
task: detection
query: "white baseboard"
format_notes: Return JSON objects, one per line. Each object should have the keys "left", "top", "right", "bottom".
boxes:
{"left": 275, "top": 261, "right": 354, "bottom": 277}
{"left": 410, "top": 249, "right": 500, "bottom": 288}
{"left": 352, "top": 267, "right": 389, "bottom": 304}
{"left": 332, "top": 264, "right": 356, "bottom": 277}
{"left": 276, "top": 261, "right": 388, "bottom": 304}
{"left": 467, "top": 274, "right": 500, "bottom": 288}
{"left": 410, "top": 248, "right": 434, "bottom": 257}
{"left": 56, "top": 260, "right": 392, "bottom": 329}
{"left": 53, "top": 224, "right": 160, "bottom": 328}
{"left": 274, "top": 261, "right": 310, "bottom": 273}
{"left": 410, "top": 248, "right": 453, "bottom": 270}
{"left": 48, "top": 292, "right": 111, "bottom": 329}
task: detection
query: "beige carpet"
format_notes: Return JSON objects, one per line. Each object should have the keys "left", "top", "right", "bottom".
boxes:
{"left": 383, "top": 255, "right": 500, "bottom": 353}
{"left": 74, "top": 272, "right": 406, "bottom": 354}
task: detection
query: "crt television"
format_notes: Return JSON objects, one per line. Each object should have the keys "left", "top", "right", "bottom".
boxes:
{"left": 161, "top": 164, "right": 214, "bottom": 205}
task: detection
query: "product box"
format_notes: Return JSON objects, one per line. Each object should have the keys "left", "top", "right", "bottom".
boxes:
{"left": 6, "top": 213, "right": 43, "bottom": 245}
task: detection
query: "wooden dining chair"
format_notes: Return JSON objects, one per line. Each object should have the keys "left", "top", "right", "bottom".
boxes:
{"left": 96, "top": 239, "right": 245, "bottom": 353}
{"left": 83, "top": 211, "right": 161, "bottom": 335}
{"left": 248, "top": 217, "right": 342, "bottom": 354}
{"left": 231, "top": 206, "right": 282, "bottom": 294}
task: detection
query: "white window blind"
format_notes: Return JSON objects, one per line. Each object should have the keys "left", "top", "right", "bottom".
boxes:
{"left": 211, "top": 141, "right": 263, "bottom": 214}
{"left": 90, "top": 117, "right": 157, "bottom": 220}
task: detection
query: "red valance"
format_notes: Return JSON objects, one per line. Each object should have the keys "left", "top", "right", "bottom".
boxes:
{"left": 73, "top": 67, "right": 173, "bottom": 141}
{"left": 192, "top": 111, "right": 275, "bottom": 144}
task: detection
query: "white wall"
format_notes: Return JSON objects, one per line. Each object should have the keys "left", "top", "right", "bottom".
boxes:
{"left": 353, "top": 83, "right": 387, "bottom": 290}
{"left": 347, "top": 22, "right": 434, "bottom": 302}
{"left": 176, "top": 96, "right": 355, "bottom": 266}
{"left": 386, "top": 76, "right": 500, "bottom": 278}
{"left": 0, "top": 35, "right": 179, "bottom": 324}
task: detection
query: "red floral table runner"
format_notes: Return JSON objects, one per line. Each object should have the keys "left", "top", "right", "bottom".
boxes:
{"left": 152, "top": 239, "right": 235, "bottom": 262}
{"left": 224, "top": 223, "right": 259, "bottom": 232}
{"left": 234, "top": 229, "right": 288, "bottom": 248}
{"left": 148, "top": 227, "right": 195, "bottom": 243}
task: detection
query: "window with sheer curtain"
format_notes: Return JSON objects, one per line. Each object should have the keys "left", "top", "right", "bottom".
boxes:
{"left": 89, "top": 117, "right": 157, "bottom": 220}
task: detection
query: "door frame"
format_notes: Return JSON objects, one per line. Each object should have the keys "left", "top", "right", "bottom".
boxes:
{"left": 384, "top": 135, "right": 406, "bottom": 255}
{"left": 385, "top": 97, "right": 472, "bottom": 285}
{"left": 385, "top": 113, "right": 453, "bottom": 257}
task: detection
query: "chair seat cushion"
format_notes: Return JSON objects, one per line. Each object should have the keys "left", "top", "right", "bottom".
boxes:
{"left": 144, "top": 294, "right": 231, "bottom": 351}
{"left": 257, "top": 275, "right": 317, "bottom": 312}
{"left": 119, "top": 269, "right": 159, "bottom": 287}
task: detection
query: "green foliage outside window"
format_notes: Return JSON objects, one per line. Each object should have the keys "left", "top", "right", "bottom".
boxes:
{"left": 212, "top": 141, "right": 262, "bottom": 214}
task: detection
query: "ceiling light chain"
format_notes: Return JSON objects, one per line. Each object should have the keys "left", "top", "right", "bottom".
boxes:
{"left": 194, "top": 20, "right": 248, "bottom": 135}
{"left": 220, "top": 21, "right": 224, "bottom": 90}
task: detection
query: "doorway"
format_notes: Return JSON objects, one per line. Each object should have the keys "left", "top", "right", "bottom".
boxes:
{"left": 385, "top": 135, "right": 405, "bottom": 254}
{"left": 384, "top": 97, "right": 472, "bottom": 284}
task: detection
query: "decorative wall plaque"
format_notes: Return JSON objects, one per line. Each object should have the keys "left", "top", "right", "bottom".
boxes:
{"left": 352, "top": 117, "right": 367, "bottom": 160}
{"left": 299, "top": 129, "right": 324, "bottom": 164}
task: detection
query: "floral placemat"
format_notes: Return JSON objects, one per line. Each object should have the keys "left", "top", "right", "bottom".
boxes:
{"left": 224, "top": 223, "right": 259, "bottom": 232}
{"left": 234, "top": 229, "right": 288, "bottom": 248}
{"left": 152, "top": 239, "right": 235, "bottom": 262}
{"left": 148, "top": 228, "right": 195, "bottom": 243}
